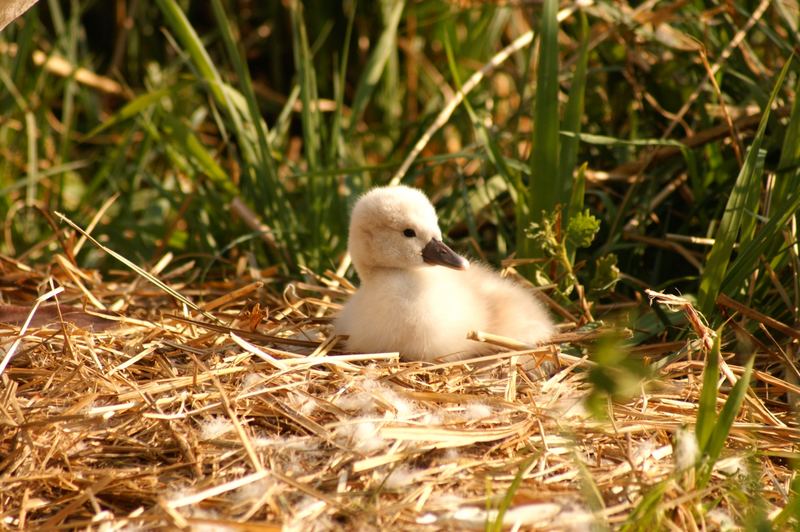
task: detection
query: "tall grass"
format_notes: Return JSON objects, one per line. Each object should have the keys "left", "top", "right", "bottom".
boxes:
{"left": 2, "top": 2, "right": 800, "bottom": 335}
{"left": 697, "top": 59, "right": 793, "bottom": 317}
{"left": 525, "top": 0, "right": 561, "bottom": 238}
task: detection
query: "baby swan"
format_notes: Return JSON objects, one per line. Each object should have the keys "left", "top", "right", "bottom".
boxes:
{"left": 335, "top": 186, "right": 554, "bottom": 362}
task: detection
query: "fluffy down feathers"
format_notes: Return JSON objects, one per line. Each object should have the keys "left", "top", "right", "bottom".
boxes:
{"left": 335, "top": 186, "right": 554, "bottom": 361}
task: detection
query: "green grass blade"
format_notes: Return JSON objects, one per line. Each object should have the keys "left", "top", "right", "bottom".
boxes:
{"left": 522, "top": 0, "right": 560, "bottom": 261}
{"left": 695, "top": 331, "right": 721, "bottom": 451}
{"left": 567, "top": 162, "right": 587, "bottom": 221}
{"left": 722, "top": 185, "right": 800, "bottom": 294}
{"left": 775, "top": 65, "right": 800, "bottom": 184}
{"left": 0, "top": 160, "right": 89, "bottom": 197}
{"left": 442, "top": 24, "right": 519, "bottom": 196}
{"left": 621, "top": 479, "right": 669, "bottom": 531}
{"left": 558, "top": 10, "right": 588, "bottom": 206}
{"left": 159, "top": 114, "right": 235, "bottom": 195}
{"left": 25, "top": 110, "right": 37, "bottom": 227}
{"left": 326, "top": 0, "right": 356, "bottom": 164}
{"left": 563, "top": 131, "right": 687, "bottom": 149}
{"left": 85, "top": 86, "right": 183, "bottom": 138}
{"left": 155, "top": 0, "right": 229, "bottom": 116}
{"left": 56, "top": 0, "right": 78, "bottom": 174}
{"left": 562, "top": 131, "right": 698, "bottom": 178}
{"left": 289, "top": 0, "right": 322, "bottom": 173}
{"left": 347, "top": 0, "right": 404, "bottom": 135}
{"left": 375, "top": 1, "right": 402, "bottom": 123}
{"left": 765, "top": 68, "right": 800, "bottom": 267}
{"left": 697, "top": 58, "right": 792, "bottom": 316}
{"left": 487, "top": 454, "right": 536, "bottom": 532}
{"left": 155, "top": 0, "right": 258, "bottom": 173}
{"left": 155, "top": 0, "right": 260, "bottom": 176}
{"left": 156, "top": 0, "right": 300, "bottom": 268}
{"left": 738, "top": 148, "right": 766, "bottom": 248}
{"left": 772, "top": 475, "right": 800, "bottom": 528}
{"left": 574, "top": 449, "right": 605, "bottom": 520}
{"left": 210, "top": 0, "right": 278, "bottom": 179}
{"left": 699, "top": 355, "right": 754, "bottom": 487}
{"left": 289, "top": 0, "right": 329, "bottom": 268}
{"left": 47, "top": 0, "right": 65, "bottom": 35}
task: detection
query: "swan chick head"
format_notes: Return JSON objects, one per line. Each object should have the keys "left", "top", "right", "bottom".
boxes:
{"left": 348, "top": 186, "right": 469, "bottom": 274}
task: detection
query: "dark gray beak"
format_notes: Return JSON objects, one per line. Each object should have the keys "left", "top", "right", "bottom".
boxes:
{"left": 422, "top": 239, "right": 469, "bottom": 270}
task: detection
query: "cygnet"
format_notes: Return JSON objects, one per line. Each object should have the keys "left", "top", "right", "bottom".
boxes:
{"left": 334, "top": 185, "right": 554, "bottom": 361}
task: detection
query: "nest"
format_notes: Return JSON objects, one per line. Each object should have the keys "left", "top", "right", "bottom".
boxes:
{"left": 0, "top": 252, "right": 796, "bottom": 530}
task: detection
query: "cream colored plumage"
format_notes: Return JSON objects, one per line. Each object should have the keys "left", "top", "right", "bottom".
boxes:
{"left": 335, "top": 186, "right": 554, "bottom": 361}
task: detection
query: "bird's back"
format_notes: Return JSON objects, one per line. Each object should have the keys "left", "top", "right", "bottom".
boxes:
{"left": 463, "top": 264, "right": 555, "bottom": 346}
{"left": 335, "top": 265, "right": 553, "bottom": 361}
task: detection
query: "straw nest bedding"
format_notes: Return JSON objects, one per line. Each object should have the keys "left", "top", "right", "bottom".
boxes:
{"left": 0, "top": 254, "right": 797, "bottom": 531}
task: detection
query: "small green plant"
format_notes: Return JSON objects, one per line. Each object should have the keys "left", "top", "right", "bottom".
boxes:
{"left": 695, "top": 330, "right": 754, "bottom": 488}
{"left": 525, "top": 201, "right": 618, "bottom": 308}
{"left": 621, "top": 479, "right": 669, "bottom": 531}
{"left": 517, "top": 0, "right": 590, "bottom": 275}
{"left": 583, "top": 331, "right": 648, "bottom": 419}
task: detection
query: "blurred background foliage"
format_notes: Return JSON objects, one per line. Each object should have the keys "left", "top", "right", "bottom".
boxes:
{"left": 1, "top": 0, "right": 799, "bottom": 341}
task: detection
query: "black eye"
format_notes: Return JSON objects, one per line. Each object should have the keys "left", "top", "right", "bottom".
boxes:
{"left": 403, "top": 228, "right": 416, "bottom": 238}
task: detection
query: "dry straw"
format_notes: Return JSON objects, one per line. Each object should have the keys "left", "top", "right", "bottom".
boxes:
{"left": 0, "top": 244, "right": 796, "bottom": 529}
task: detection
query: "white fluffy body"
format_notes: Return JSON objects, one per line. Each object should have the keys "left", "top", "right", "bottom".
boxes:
{"left": 335, "top": 185, "right": 555, "bottom": 361}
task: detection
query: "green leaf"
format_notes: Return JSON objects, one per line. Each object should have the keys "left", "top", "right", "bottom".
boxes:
{"left": 526, "top": 0, "right": 561, "bottom": 238}
{"left": 347, "top": 0, "right": 405, "bottom": 133}
{"left": 585, "top": 333, "right": 647, "bottom": 419}
{"left": 566, "top": 163, "right": 588, "bottom": 263}
{"left": 772, "top": 475, "right": 800, "bottom": 528}
{"left": 703, "top": 355, "right": 754, "bottom": 465}
{"left": 558, "top": 10, "right": 588, "bottom": 206}
{"left": 210, "top": 0, "right": 278, "bottom": 179}
{"left": 289, "top": 0, "right": 322, "bottom": 172}
{"left": 697, "top": 354, "right": 755, "bottom": 489}
{"left": 525, "top": 212, "right": 560, "bottom": 256}
{"left": 85, "top": 86, "right": 184, "bottom": 138}
{"left": 567, "top": 163, "right": 587, "bottom": 226}
{"left": 722, "top": 185, "right": 800, "bottom": 294}
{"left": 695, "top": 332, "right": 721, "bottom": 451}
{"left": 621, "top": 479, "right": 669, "bottom": 531}
{"left": 697, "top": 58, "right": 792, "bottom": 316}
{"left": 487, "top": 454, "right": 537, "bottom": 532}
{"left": 159, "top": 114, "right": 234, "bottom": 196}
